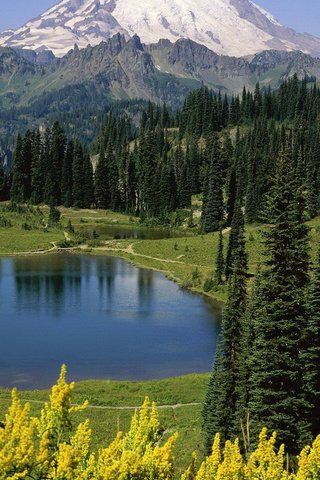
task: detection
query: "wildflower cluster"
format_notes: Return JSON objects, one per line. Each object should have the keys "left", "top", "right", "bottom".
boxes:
{"left": 0, "top": 366, "right": 319, "bottom": 479}
{"left": 0, "top": 366, "right": 177, "bottom": 480}
{"left": 187, "top": 427, "right": 320, "bottom": 480}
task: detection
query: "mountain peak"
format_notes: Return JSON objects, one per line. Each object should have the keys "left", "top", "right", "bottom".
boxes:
{"left": 1, "top": 0, "right": 320, "bottom": 58}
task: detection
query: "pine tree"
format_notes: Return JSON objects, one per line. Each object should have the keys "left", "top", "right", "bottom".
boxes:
{"left": 95, "top": 148, "right": 109, "bottom": 209}
{"left": 82, "top": 149, "right": 94, "bottom": 208}
{"left": 61, "top": 141, "right": 74, "bottom": 208}
{"left": 30, "top": 130, "right": 44, "bottom": 205}
{"left": 303, "top": 249, "right": 320, "bottom": 439}
{"left": 51, "top": 121, "right": 66, "bottom": 205}
{"left": 215, "top": 229, "right": 224, "bottom": 285}
{"left": 11, "top": 134, "right": 27, "bottom": 203}
{"left": 248, "top": 146, "right": 311, "bottom": 454}
{"left": 43, "top": 128, "right": 53, "bottom": 205}
{"left": 72, "top": 141, "right": 85, "bottom": 209}
{"left": 105, "top": 141, "right": 120, "bottom": 211}
{"left": 159, "top": 162, "right": 177, "bottom": 215}
{"left": 225, "top": 198, "right": 245, "bottom": 279}
{"left": 202, "top": 135, "right": 224, "bottom": 233}
{"left": 177, "top": 161, "right": 192, "bottom": 208}
{"left": 138, "top": 131, "right": 158, "bottom": 218}
{"left": 203, "top": 209, "right": 247, "bottom": 451}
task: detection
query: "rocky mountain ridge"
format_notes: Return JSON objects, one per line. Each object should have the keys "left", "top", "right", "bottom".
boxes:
{"left": 1, "top": 0, "right": 320, "bottom": 58}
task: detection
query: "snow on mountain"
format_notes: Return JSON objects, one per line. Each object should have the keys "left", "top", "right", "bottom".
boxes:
{"left": 1, "top": 0, "right": 320, "bottom": 58}
{"left": 249, "top": 1, "right": 282, "bottom": 27}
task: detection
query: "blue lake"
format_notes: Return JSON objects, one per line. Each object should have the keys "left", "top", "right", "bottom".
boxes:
{"left": 0, "top": 254, "right": 221, "bottom": 389}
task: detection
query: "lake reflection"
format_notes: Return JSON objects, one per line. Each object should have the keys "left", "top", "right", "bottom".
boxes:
{"left": 0, "top": 254, "right": 221, "bottom": 389}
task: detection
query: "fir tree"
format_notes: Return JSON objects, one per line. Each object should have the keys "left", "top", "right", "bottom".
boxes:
{"left": 95, "top": 148, "right": 109, "bottom": 209}
{"left": 303, "top": 249, "right": 320, "bottom": 439}
{"left": 105, "top": 141, "right": 120, "bottom": 211}
{"left": 225, "top": 198, "right": 245, "bottom": 279}
{"left": 82, "top": 149, "right": 94, "bottom": 208}
{"left": 43, "top": 128, "right": 53, "bottom": 205}
{"left": 61, "top": 141, "right": 74, "bottom": 208}
{"left": 248, "top": 146, "right": 311, "bottom": 454}
{"left": 10, "top": 134, "right": 27, "bottom": 203}
{"left": 51, "top": 121, "right": 66, "bottom": 205}
{"left": 215, "top": 229, "right": 224, "bottom": 285}
{"left": 203, "top": 209, "right": 247, "bottom": 451}
{"left": 202, "top": 135, "right": 224, "bottom": 233}
{"left": 72, "top": 141, "right": 85, "bottom": 209}
{"left": 30, "top": 130, "right": 44, "bottom": 205}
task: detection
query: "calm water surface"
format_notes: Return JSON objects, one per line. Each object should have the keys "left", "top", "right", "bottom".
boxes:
{"left": 0, "top": 254, "right": 221, "bottom": 389}
{"left": 80, "top": 224, "right": 185, "bottom": 240}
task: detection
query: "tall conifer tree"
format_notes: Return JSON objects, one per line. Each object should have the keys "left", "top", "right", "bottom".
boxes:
{"left": 203, "top": 208, "right": 247, "bottom": 451}
{"left": 202, "top": 135, "right": 224, "bottom": 233}
{"left": 248, "top": 146, "right": 311, "bottom": 453}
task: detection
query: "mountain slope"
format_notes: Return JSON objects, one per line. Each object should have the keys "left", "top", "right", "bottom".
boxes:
{"left": 2, "top": 35, "right": 320, "bottom": 113}
{"left": 1, "top": 0, "right": 320, "bottom": 58}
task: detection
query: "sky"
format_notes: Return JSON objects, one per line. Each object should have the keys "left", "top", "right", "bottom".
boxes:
{"left": 0, "top": 0, "right": 320, "bottom": 37}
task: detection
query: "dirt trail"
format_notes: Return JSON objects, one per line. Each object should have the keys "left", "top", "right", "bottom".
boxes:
{"left": 92, "top": 243, "right": 201, "bottom": 267}
{"left": 0, "top": 243, "right": 58, "bottom": 257}
{"left": 0, "top": 397, "right": 201, "bottom": 411}
{"left": 64, "top": 231, "right": 71, "bottom": 242}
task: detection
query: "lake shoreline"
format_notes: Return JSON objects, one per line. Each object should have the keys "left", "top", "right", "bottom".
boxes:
{"left": 85, "top": 247, "right": 225, "bottom": 307}
{"left": 0, "top": 243, "right": 226, "bottom": 305}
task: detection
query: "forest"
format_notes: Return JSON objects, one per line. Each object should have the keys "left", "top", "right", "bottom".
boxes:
{"left": 2, "top": 75, "right": 320, "bottom": 227}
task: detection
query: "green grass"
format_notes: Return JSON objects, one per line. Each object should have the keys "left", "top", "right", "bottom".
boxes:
{"left": 2, "top": 201, "right": 320, "bottom": 302}
{"left": 88, "top": 216, "right": 320, "bottom": 303}
{"left": 0, "top": 203, "right": 64, "bottom": 254}
{"left": 59, "top": 206, "right": 141, "bottom": 228}
{"left": 0, "top": 374, "right": 210, "bottom": 477}
{"left": 87, "top": 224, "right": 264, "bottom": 302}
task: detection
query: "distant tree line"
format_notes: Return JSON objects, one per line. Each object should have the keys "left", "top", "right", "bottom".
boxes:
{"left": 2, "top": 75, "right": 320, "bottom": 229}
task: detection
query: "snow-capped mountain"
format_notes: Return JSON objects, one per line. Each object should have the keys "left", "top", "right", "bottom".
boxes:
{"left": 1, "top": 0, "right": 320, "bottom": 58}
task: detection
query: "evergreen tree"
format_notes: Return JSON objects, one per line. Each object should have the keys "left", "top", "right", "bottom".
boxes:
{"left": 203, "top": 209, "right": 247, "bottom": 451}
{"left": 11, "top": 134, "right": 27, "bottom": 203}
{"left": 202, "top": 135, "right": 224, "bottom": 233}
{"left": 48, "top": 204, "right": 61, "bottom": 226}
{"left": 215, "top": 229, "right": 224, "bottom": 285}
{"left": 177, "top": 161, "right": 192, "bottom": 208}
{"left": 248, "top": 146, "right": 311, "bottom": 454}
{"left": 82, "top": 149, "right": 94, "bottom": 208}
{"left": 225, "top": 198, "right": 245, "bottom": 279}
{"left": 72, "top": 141, "right": 85, "bottom": 209}
{"left": 105, "top": 141, "right": 120, "bottom": 211}
{"left": 95, "top": 148, "right": 109, "bottom": 209}
{"left": 43, "top": 128, "right": 53, "bottom": 205}
{"left": 51, "top": 121, "right": 66, "bottom": 205}
{"left": 303, "top": 249, "right": 320, "bottom": 439}
{"left": 138, "top": 131, "right": 157, "bottom": 218}
{"left": 61, "top": 141, "right": 74, "bottom": 207}
{"left": 30, "top": 130, "right": 44, "bottom": 205}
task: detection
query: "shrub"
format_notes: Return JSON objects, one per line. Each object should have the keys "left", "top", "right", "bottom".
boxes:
{"left": 48, "top": 205, "right": 61, "bottom": 225}
{"left": 0, "top": 215, "right": 12, "bottom": 228}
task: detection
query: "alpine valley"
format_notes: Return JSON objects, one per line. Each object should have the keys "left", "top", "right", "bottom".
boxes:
{"left": 2, "top": 1, "right": 320, "bottom": 476}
